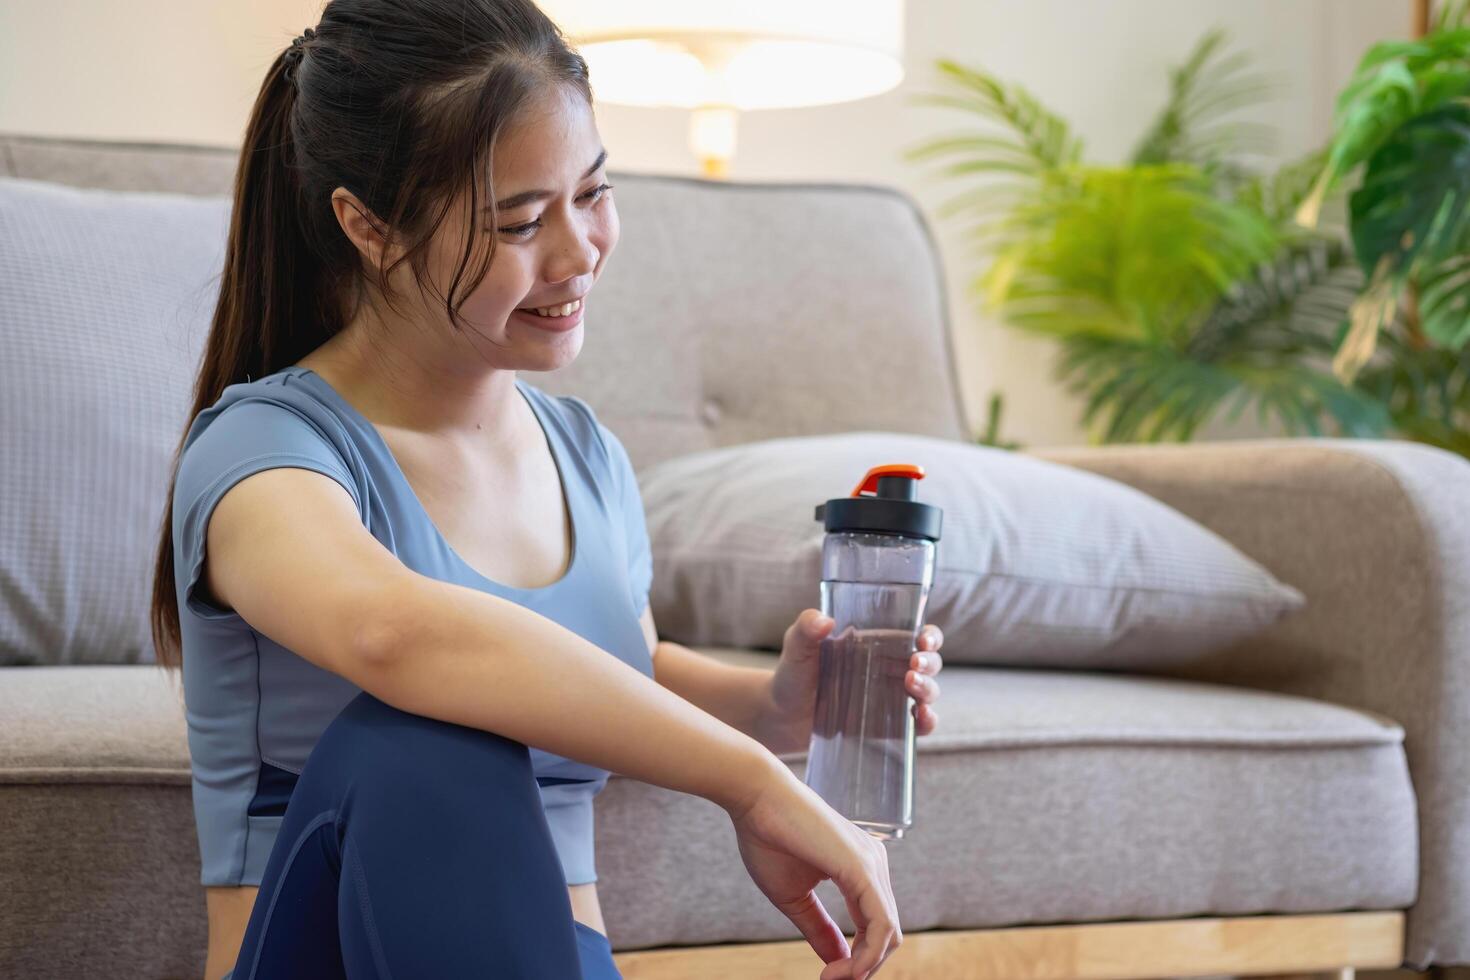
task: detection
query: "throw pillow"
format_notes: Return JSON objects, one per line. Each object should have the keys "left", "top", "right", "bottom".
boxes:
{"left": 0, "top": 177, "right": 229, "bottom": 664}
{"left": 638, "top": 432, "right": 1305, "bottom": 670}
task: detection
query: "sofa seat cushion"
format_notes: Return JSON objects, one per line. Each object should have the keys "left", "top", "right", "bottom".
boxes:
{"left": 594, "top": 648, "right": 1417, "bottom": 949}
{"left": 1, "top": 667, "right": 198, "bottom": 978}
{"left": 0, "top": 660, "right": 1417, "bottom": 970}
{"left": 2, "top": 666, "right": 190, "bottom": 778}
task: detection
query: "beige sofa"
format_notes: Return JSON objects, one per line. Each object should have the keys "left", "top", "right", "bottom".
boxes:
{"left": 1, "top": 133, "right": 1466, "bottom": 979}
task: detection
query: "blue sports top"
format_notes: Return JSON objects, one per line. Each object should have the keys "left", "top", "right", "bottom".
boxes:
{"left": 172, "top": 364, "right": 654, "bottom": 887}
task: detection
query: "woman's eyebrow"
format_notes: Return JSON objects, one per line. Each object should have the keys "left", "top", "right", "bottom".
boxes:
{"left": 490, "top": 148, "right": 608, "bottom": 211}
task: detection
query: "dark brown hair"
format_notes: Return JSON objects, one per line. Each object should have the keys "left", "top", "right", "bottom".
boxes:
{"left": 149, "top": 0, "right": 592, "bottom": 669}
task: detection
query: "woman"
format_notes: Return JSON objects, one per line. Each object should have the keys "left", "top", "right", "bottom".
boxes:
{"left": 148, "top": 1, "right": 946, "bottom": 977}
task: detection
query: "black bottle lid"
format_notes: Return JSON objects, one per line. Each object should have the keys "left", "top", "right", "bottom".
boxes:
{"left": 814, "top": 464, "right": 943, "bottom": 542}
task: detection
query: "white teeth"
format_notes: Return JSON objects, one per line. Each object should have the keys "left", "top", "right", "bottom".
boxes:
{"left": 524, "top": 298, "right": 582, "bottom": 317}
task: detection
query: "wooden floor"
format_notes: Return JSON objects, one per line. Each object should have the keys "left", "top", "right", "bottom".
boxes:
{"left": 611, "top": 912, "right": 1405, "bottom": 980}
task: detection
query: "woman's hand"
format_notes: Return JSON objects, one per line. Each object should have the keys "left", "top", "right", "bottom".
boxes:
{"left": 763, "top": 610, "right": 944, "bottom": 754}
{"left": 725, "top": 763, "right": 903, "bottom": 980}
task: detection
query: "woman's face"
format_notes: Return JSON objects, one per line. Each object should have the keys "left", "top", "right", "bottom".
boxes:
{"left": 417, "top": 86, "right": 619, "bottom": 374}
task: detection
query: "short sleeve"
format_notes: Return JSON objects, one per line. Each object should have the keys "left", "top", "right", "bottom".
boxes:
{"left": 173, "top": 399, "right": 361, "bottom": 622}
{"left": 598, "top": 421, "right": 653, "bottom": 619}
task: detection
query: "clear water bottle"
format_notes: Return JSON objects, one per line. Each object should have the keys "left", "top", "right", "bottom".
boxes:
{"left": 803, "top": 464, "right": 943, "bottom": 840}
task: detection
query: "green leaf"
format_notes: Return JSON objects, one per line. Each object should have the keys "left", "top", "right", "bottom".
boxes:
{"left": 1436, "top": 0, "right": 1470, "bottom": 32}
{"left": 902, "top": 132, "right": 1042, "bottom": 166}
{"left": 1355, "top": 330, "right": 1470, "bottom": 453}
{"left": 1419, "top": 253, "right": 1470, "bottom": 347}
{"left": 1132, "top": 28, "right": 1276, "bottom": 170}
{"left": 1194, "top": 236, "right": 1359, "bottom": 362}
{"left": 1300, "top": 27, "right": 1470, "bottom": 226}
{"left": 906, "top": 61, "right": 1082, "bottom": 174}
{"left": 1419, "top": 65, "right": 1470, "bottom": 107}
{"left": 1349, "top": 100, "right": 1470, "bottom": 282}
{"left": 1053, "top": 334, "right": 1389, "bottom": 443}
{"left": 1297, "top": 60, "right": 1419, "bottom": 226}
{"left": 1255, "top": 148, "right": 1335, "bottom": 226}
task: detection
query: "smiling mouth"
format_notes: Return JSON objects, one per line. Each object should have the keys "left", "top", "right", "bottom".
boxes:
{"left": 517, "top": 297, "right": 585, "bottom": 318}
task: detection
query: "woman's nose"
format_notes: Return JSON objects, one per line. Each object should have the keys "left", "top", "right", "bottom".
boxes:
{"left": 545, "top": 216, "right": 600, "bottom": 280}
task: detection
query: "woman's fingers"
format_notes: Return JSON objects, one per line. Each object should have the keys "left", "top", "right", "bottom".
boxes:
{"left": 850, "top": 879, "right": 901, "bottom": 980}
{"left": 777, "top": 890, "right": 850, "bottom": 965}
{"left": 822, "top": 845, "right": 901, "bottom": 980}
{"left": 874, "top": 841, "right": 901, "bottom": 958}
{"left": 905, "top": 670, "right": 940, "bottom": 703}
{"left": 909, "top": 649, "right": 943, "bottom": 676}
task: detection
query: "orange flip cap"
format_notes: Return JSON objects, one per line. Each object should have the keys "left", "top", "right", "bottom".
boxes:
{"left": 851, "top": 464, "right": 926, "bottom": 498}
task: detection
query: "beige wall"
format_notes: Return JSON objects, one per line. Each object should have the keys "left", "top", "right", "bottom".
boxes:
{"left": 0, "top": 0, "right": 1411, "bottom": 446}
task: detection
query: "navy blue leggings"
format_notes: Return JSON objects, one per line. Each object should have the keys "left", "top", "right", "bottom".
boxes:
{"left": 228, "top": 691, "right": 621, "bottom": 979}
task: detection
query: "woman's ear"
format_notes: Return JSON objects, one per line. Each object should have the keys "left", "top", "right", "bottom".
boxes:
{"left": 330, "top": 187, "right": 398, "bottom": 275}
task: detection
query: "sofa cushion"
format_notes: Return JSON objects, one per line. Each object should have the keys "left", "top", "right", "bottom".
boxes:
{"left": 0, "top": 661, "right": 1415, "bottom": 973}
{"left": 0, "top": 177, "right": 228, "bottom": 665}
{"left": 599, "top": 647, "right": 1417, "bottom": 948}
{"left": 639, "top": 432, "right": 1305, "bottom": 670}
{"left": 0, "top": 666, "right": 198, "bottom": 978}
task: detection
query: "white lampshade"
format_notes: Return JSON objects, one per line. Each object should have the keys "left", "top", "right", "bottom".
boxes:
{"left": 541, "top": 2, "right": 905, "bottom": 111}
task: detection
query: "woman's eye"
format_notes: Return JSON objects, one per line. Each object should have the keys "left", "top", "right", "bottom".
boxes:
{"left": 500, "top": 183, "right": 614, "bottom": 238}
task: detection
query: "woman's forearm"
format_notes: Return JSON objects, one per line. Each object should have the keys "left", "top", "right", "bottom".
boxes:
{"left": 354, "top": 576, "right": 780, "bottom": 813}
{"left": 652, "top": 640, "right": 770, "bottom": 735}
{"left": 652, "top": 641, "right": 804, "bottom": 755}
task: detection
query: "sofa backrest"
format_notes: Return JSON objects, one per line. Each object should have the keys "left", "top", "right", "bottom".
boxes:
{"left": 0, "top": 133, "right": 969, "bottom": 472}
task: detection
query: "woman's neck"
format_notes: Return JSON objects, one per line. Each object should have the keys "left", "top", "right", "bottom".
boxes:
{"left": 298, "top": 327, "right": 525, "bottom": 447}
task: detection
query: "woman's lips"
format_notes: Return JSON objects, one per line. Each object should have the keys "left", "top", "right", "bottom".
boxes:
{"left": 513, "top": 300, "right": 585, "bottom": 332}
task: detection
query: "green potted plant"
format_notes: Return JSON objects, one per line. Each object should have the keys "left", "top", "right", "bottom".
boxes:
{"left": 908, "top": 10, "right": 1470, "bottom": 453}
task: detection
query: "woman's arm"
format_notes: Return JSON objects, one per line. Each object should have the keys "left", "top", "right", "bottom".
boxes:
{"left": 642, "top": 606, "right": 946, "bottom": 756}
{"left": 640, "top": 607, "right": 803, "bottom": 755}
{"left": 353, "top": 577, "right": 781, "bottom": 813}
{"left": 205, "top": 464, "right": 781, "bottom": 813}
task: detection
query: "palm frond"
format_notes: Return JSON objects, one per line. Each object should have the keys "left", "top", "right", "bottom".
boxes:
{"left": 1356, "top": 329, "right": 1470, "bottom": 454}
{"left": 1056, "top": 335, "right": 1390, "bottom": 443}
{"left": 904, "top": 60, "right": 1082, "bottom": 180}
{"left": 1192, "top": 235, "right": 1359, "bottom": 361}
{"left": 1239, "top": 147, "right": 1338, "bottom": 229}
{"left": 1132, "top": 28, "right": 1277, "bottom": 169}
{"left": 1435, "top": 0, "right": 1470, "bottom": 32}
{"left": 983, "top": 165, "right": 1279, "bottom": 344}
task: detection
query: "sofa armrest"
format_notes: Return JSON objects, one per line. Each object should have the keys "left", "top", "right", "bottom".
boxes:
{"left": 1029, "top": 438, "right": 1470, "bottom": 969}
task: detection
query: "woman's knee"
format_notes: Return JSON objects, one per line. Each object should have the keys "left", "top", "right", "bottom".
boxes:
{"left": 322, "top": 695, "right": 564, "bottom": 889}
{"left": 316, "top": 692, "right": 537, "bottom": 798}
